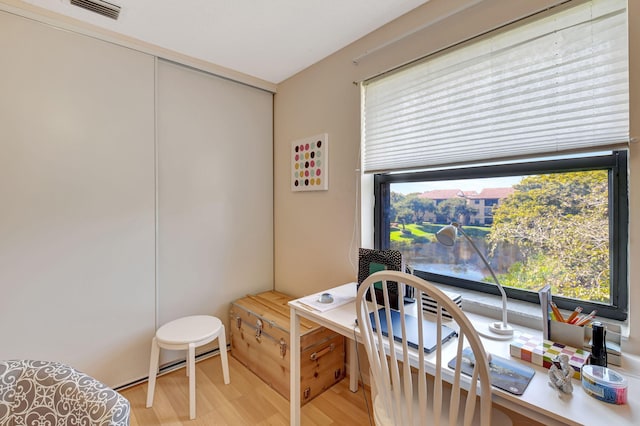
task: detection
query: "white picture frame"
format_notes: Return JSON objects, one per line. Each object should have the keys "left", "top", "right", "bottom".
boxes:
{"left": 291, "top": 133, "right": 328, "bottom": 191}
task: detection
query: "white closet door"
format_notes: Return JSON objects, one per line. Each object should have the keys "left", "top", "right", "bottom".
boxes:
{"left": 0, "top": 12, "right": 156, "bottom": 387}
{"left": 156, "top": 60, "right": 273, "bottom": 352}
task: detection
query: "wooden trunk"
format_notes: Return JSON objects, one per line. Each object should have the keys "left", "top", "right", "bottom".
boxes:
{"left": 230, "top": 291, "right": 346, "bottom": 405}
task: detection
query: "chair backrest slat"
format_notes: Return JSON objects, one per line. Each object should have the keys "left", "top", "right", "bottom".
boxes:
{"left": 356, "top": 271, "right": 492, "bottom": 426}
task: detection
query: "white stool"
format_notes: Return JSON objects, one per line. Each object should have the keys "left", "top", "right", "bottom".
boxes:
{"left": 146, "top": 315, "right": 230, "bottom": 419}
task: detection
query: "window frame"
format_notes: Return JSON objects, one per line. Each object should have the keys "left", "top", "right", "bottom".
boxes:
{"left": 374, "top": 151, "right": 628, "bottom": 320}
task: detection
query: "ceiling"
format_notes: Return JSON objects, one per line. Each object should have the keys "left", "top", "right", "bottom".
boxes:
{"left": 18, "top": 0, "right": 430, "bottom": 84}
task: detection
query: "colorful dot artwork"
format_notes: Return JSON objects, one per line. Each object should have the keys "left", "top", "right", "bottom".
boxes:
{"left": 291, "top": 133, "right": 328, "bottom": 191}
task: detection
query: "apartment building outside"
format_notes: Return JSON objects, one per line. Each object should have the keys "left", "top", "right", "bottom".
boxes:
{"left": 419, "top": 187, "right": 515, "bottom": 226}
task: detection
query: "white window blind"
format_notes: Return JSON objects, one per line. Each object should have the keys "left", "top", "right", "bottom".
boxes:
{"left": 362, "top": 0, "right": 628, "bottom": 173}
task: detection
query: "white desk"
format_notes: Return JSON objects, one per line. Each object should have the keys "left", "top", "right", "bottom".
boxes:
{"left": 289, "top": 282, "right": 640, "bottom": 426}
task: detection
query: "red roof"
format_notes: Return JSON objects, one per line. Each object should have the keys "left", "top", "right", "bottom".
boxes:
{"left": 476, "top": 187, "right": 515, "bottom": 199}
{"left": 419, "top": 187, "right": 514, "bottom": 200}
{"left": 419, "top": 189, "right": 470, "bottom": 200}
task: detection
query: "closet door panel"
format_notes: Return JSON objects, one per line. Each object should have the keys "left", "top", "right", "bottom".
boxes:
{"left": 0, "top": 12, "right": 156, "bottom": 387}
{"left": 156, "top": 61, "right": 273, "bottom": 356}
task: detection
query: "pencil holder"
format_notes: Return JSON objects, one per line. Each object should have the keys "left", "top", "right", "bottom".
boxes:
{"left": 549, "top": 320, "right": 587, "bottom": 348}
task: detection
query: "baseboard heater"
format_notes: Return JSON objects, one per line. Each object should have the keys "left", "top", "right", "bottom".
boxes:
{"left": 115, "top": 344, "right": 230, "bottom": 391}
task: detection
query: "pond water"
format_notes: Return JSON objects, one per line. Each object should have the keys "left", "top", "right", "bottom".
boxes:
{"left": 393, "top": 238, "right": 523, "bottom": 284}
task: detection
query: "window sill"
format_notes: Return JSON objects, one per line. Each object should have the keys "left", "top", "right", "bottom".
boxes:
{"left": 432, "top": 281, "right": 629, "bottom": 340}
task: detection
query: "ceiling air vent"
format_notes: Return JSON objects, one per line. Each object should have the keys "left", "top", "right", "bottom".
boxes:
{"left": 70, "top": 0, "right": 121, "bottom": 20}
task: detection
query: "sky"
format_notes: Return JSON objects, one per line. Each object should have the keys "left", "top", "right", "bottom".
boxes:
{"left": 392, "top": 176, "right": 523, "bottom": 195}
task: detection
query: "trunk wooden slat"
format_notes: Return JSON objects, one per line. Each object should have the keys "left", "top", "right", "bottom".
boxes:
{"left": 230, "top": 291, "right": 346, "bottom": 404}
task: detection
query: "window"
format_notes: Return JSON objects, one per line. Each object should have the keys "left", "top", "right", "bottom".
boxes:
{"left": 374, "top": 152, "right": 628, "bottom": 320}
{"left": 363, "top": 0, "right": 629, "bottom": 320}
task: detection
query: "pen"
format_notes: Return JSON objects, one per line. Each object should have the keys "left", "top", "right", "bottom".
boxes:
{"left": 567, "top": 306, "right": 583, "bottom": 324}
{"left": 575, "top": 310, "right": 597, "bottom": 326}
{"left": 550, "top": 302, "right": 565, "bottom": 322}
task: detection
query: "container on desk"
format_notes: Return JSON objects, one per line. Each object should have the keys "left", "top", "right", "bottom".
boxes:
{"left": 581, "top": 365, "right": 628, "bottom": 404}
{"left": 586, "top": 322, "right": 622, "bottom": 366}
{"left": 510, "top": 333, "right": 591, "bottom": 379}
{"left": 550, "top": 320, "right": 587, "bottom": 348}
{"left": 590, "top": 322, "right": 608, "bottom": 367}
{"left": 550, "top": 319, "right": 623, "bottom": 366}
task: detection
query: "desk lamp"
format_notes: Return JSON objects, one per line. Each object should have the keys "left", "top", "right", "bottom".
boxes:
{"left": 436, "top": 222, "right": 514, "bottom": 340}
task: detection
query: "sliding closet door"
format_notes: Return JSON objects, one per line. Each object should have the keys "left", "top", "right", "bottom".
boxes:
{"left": 156, "top": 60, "right": 273, "bottom": 355}
{"left": 0, "top": 12, "right": 156, "bottom": 386}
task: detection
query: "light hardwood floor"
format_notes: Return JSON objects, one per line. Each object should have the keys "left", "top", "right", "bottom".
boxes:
{"left": 122, "top": 354, "right": 374, "bottom": 425}
{"left": 122, "top": 353, "right": 543, "bottom": 425}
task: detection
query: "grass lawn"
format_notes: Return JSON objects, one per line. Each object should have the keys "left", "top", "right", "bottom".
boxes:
{"left": 390, "top": 224, "right": 434, "bottom": 242}
{"left": 390, "top": 223, "right": 490, "bottom": 243}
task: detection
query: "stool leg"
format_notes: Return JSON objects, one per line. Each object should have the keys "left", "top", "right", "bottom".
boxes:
{"left": 218, "top": 325, "right": 230, "bottom": 384}
{"left": 188, "top": 342, "right": 196, "bottom": 420}
{"left": 146, "top": 337, "right": 160, "bottom": 408}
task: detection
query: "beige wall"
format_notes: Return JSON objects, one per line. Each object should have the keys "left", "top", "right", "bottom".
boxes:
{"left": 274, "top": 0, "right": 640, "bottom": 354}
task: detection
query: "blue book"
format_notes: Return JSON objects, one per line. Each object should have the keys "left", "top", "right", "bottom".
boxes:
{"left": 369, "top": 308, "right": 457, "bottom": 353}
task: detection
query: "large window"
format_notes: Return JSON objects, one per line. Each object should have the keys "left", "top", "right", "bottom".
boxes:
{"left": 363, "top": 0, "right": 629, "bottom": 320}
{"left": 374, "top": 152, "right": 628, "bottom": 320}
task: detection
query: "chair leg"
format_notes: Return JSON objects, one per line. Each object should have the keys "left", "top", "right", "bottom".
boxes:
{"left": 146, "top": 337, "right": 160, "bottom": 408}
{"left": 188, "top": 342, "right": 196, "bottom": 420}
{"left": 218, "top": 326, "right": 230, "bottom": 384}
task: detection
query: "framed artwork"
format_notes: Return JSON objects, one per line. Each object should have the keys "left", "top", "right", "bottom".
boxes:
{"left": 291, "top": 133, "right": 328, "bottom": 192}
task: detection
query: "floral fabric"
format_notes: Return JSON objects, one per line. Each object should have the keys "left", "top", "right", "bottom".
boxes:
{"left": 0, "top": 359, "right": 130, "bottom": 426}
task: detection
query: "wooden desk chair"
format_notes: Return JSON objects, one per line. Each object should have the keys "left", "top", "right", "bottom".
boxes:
{"left": 356, "top": 270, "right": 511, "bottom": 426}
